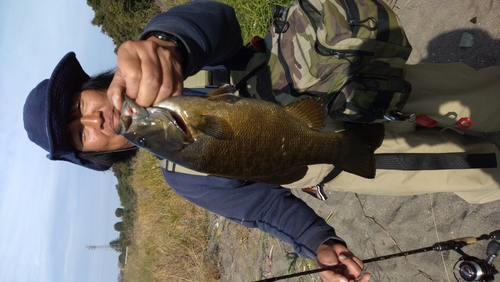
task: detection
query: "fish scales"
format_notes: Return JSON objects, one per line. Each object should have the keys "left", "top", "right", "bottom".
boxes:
{"left": 116, "top": 86, "right": 384, "bottom": 184}
{"left": 168, "top": 98, "right": 342, "bottom": 176}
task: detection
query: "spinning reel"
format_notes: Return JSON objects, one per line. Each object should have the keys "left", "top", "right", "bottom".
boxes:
{"left": 256, "top": 230, "right": 500, "bottom": 282}
{"left": 453, "top": 239, "right": 500, "bottom": 282}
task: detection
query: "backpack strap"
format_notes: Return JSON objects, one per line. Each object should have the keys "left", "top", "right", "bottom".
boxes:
{"left": 319, "top": 153, "right": 497, "bottom": 178}
{"left": 233, "top": 62, "right": 267, "bottom": 95}
{"left": 307, "top": 152, "right": 497, "bottom": 202}
{"left": 375, "top": 153, "right": 497, "bottom": 170}
{"left": 309, "top": 167, "right": 343, "bottom": 201}
{"left": 158, "top": 158, "right": 209, "bottom": 176}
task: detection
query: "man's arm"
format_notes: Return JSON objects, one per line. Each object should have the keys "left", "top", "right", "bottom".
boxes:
{"left": 162, "top": 169, "right": 343, "bottom": 259}
{"left": 108, "top": 1, "right": 245, "bottom": 108}
{"left": 140, "top": 0, "right": 245, "bottom": 77}
{"left": 163, "top": 171, "right": 370, "bottom": 282}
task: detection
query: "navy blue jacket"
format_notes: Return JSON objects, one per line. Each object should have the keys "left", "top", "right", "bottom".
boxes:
{"left": 139, "top": 0, "right": 344, "bottom": 259}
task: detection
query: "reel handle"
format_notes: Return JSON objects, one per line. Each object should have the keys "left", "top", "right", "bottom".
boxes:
{"left": 486, "top": 240, "right": 500, "bottom": 265}
{"left": 490, "top": 230, "right": 500, "bottom": 240}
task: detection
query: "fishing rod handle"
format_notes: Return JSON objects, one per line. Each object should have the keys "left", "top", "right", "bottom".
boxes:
{"left": 449, "top": 236, "right": 477, "bottom": 245}
{"left": 433, "top": 237, "right": 475, "bottom": 251}
{"left": 433, "top": 233, "right": 494, "bottom": 251}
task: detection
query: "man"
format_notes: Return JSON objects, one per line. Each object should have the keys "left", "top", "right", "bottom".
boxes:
{"left": 23, "top": 2, "right": 369, "bottom": 282}
{"left": 24, "top": 0, "right": 500, "bottom": 281}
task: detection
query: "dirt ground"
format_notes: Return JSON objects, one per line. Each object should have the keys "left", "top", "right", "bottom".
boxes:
{"left": 210, "top": 1, "right": 500, "bottom": 281}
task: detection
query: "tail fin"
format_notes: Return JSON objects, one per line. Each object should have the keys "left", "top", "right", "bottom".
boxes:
{"left": 337, "top": 123, "right": 385, "bottom": 178}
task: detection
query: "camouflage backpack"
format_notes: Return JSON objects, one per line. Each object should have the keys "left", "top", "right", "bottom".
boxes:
{"left": 265, "top": 0, "right": 413, "bottom": 123}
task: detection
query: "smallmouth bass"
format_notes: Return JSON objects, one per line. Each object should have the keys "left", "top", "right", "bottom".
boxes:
{"left": 115, "top": 86, "right": 384, "bottom": 184}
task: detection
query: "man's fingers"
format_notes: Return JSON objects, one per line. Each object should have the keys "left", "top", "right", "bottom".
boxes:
{"left": 338, "top": 254, "right": 364, "bottom": 279}
{"left": 318, "top": 270, "right": 349, "bottom": 282}
{"left": 115, "top": 41, "right": 144, "bottom": 100}
{"left": 319, "top": 270, "right": 370, "bottom": 282}
{"left": 330, "top": 244, "right": 364, "bottom": 280}
{"left": 154, "top": 47, "right": 183, "bottom": 104}
{"left": 358, "top": 273, "right": 371, "bottom": 282}
{"left": 108, "top": 41, "right": 147, "bottom": 109}
{"left": 128, "top": 40, "right": 183, "bottom": 107}
{"left": 351, "top": 256, "right": 364, "bottom": 269}
{"left": 109, "top": 38, "right": 185, "bottom": 109}
{"left": 135, "top": 43, "right": 164, "bottom": 107}
{"left": 108, "top": 71, "right": 126, "bottom": 110}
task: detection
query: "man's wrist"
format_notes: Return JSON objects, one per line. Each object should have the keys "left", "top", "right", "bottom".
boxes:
{"left": 149, "top": 31, "right": 181, "bottom": 47}
{"left": 323, "top": 238, "right": 347, "bottom": 247}
{"left": 147, "top": 31, "right": 188, "bottom": 72}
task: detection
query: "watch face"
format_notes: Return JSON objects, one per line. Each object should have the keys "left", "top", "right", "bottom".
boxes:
{"left": 152, "top": 32, "right": 179, "bottom": 47}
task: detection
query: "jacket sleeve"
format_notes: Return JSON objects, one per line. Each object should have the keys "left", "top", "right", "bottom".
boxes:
{"left": 161, "top": 169, "right": 346, "bottom": 259}
{"left": 139, "top": 0, "right": 245, "bottom": 77}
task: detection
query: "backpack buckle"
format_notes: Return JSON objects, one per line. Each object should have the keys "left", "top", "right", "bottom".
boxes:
{"left": 273, "top": 20, "right": 289, "bottom": 33}
{"left": 384, "top": 110, "right": 413, "bottom": 121}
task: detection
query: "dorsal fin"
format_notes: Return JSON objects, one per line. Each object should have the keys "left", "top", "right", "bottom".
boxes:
{"left": 283, "top": 98, "right": 326, "bottom": 130}
{"left": 205, "top": 85, "right": 240, "bottom": 103}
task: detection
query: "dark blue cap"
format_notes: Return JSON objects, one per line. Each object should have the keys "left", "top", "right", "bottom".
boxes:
{"left": 23, "top": 52, "right": 110, "bottom": 171}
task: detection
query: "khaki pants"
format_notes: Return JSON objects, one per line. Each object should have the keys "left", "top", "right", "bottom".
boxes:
{"left": 283, "top": 63, "right": 500, "bottom": 204}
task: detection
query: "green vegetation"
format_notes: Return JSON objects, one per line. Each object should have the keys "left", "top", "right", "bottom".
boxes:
{"left": 172, "top": 0, "right": 295, "bottom": 43}
{"left": 87, "top": 0, "right": 292, "bottom": 52}
{"left": 115, "top": 207, "right": 125, "bottom": 217}
{"left": 86, "top": 0, "right": 161, "bottom": 50}
{"left": 112, "top": 160, "right": 136, "bottom": 250}
{"left": 116, "top": 150, "right": 219, "bottom": 281}
{"left": 216, "top": 0, "right": 293, "bottom": 42}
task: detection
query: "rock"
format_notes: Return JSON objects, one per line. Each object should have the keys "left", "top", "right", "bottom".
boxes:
{"left": 460, "top": 32, "right": 474, "bottom": 48}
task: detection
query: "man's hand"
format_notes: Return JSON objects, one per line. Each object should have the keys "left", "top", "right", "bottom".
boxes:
{"left": 316, "top": 240, "right": 371, "bottom": 282}
{"left": 107, "top": 36, "right": 184, "bottom": 110}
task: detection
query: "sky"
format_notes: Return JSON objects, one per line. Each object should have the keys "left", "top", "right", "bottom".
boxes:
{"left": 0, "top": 0, "right": 124, "bottom": 281}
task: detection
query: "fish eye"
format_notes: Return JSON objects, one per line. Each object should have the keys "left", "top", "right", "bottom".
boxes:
{"left": 137, "top": 137, "right": 149, "bottom": 148}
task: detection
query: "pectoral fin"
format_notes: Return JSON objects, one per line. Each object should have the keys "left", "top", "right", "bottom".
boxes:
{"left": 196, "top": 115, "right": 234, "bottom": 140}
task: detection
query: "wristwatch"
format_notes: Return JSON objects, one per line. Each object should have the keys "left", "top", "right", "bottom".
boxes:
{"left": 149, "top": 31, "right": 181, "bottom": 47}
{"left": 149, "top": 31, "right": 188, "bottom": 68}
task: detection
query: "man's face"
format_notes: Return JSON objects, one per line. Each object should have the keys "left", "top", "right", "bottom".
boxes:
{"left": 66, "top": 89, "right": 132, "bottom": 152}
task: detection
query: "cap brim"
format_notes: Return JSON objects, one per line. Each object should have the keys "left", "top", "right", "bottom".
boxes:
{"left": 45, "top": 52, "right": 90, "bottom": 158}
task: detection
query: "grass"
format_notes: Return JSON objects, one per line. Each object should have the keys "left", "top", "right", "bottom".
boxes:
{"left": 157, "top": 0, "right": 293, "bottom": 42}
{"left": 122, "top": 150, "right": 220, "bottom": 282}
{"left": 217, "top": 0, "right": 294, "bottom": 42}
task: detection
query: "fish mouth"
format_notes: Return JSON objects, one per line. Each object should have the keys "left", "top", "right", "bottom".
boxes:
{"left": 115, "top": 108, "right": 189, "bottom": 137}
{"left": 114, "top": 95, "right": 150, "bottom": 135}
{"left": 150, "top": 108, "right": 192, "bottom": 141}
{"left": 121, "top": 98, "right": 148, "bottom": 117}
{"left": 115, "top": 115, "right": 132, "bottom": 135}
{"left": 169, "top": 111, "right": 189, "bottom": 135}
{"left": 114, "top": 94, "right": 191, "bottom": 140}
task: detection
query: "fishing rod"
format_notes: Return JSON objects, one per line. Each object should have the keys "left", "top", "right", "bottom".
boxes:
{"left": 255, "top": 230, "right": 500, "bottom": 282}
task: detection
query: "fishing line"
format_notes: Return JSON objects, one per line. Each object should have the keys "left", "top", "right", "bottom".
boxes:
{"left": 255, "top": 230, "right": 500, "bottom": 282}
